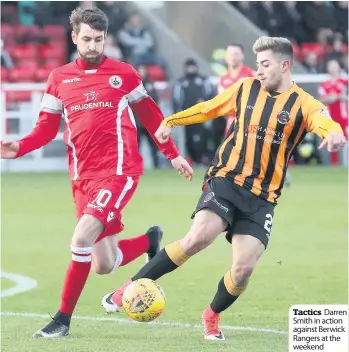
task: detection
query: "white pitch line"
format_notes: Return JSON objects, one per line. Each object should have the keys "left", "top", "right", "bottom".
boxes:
{"left": 1, "top": 272, "right": 38, "bottom": 298}
{"left": 1, "top": 311, "right": 287, "bottom": 335}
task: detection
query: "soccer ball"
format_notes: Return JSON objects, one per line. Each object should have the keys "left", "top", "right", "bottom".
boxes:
{"left": 298, "top": 143, "right": 314, "bottom": 159}
{"left": 122, "top": 278, "right": 166, "bottom": 322}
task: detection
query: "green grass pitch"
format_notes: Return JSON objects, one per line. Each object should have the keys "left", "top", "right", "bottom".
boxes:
{"left": 1, "top": 166, "right": 347, "bottom": 352}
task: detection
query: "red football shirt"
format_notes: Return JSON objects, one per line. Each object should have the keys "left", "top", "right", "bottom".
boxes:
{"left": 17, "top": 56, "right": 179, "bottom": 179}
{"left": 219, "top": 65, "right": 255, "bottom": 91}
{"left": 318, "top": 78, "right": 348, "bottom": 136}
{"left": 219, "top": 65, "right": 255, "bottom": 133}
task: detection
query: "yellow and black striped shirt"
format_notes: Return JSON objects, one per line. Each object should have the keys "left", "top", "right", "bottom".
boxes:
{"left": 163, "top": 78, "right": 343, "bottom": 203}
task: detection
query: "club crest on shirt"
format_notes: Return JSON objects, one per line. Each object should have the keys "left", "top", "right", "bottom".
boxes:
{"left": 277, "top": 111, "right": 290, "bottom": 124}
{"left": 109, "top": 75, "right": 122, "bottom": 88}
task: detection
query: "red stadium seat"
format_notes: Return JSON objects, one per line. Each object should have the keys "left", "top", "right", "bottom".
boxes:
{"left": 1, "top": 5, "right": 17, "bottom": 24}
{"left": 40, "top": 44, "right": 65, "bottom": 62}
{"left": 301, "top": 43, "right": 325, "bottom": 60}
{"left": 1, "top": 67, "right": 10, "bottom": 82}
{"left": 4, "top": 45, "right": 14, "bottom": 58}
{"left": 11, "top": 45, "right": 39, "bottom": 61}
{"left": 292, "top": 44, "right": 303, "bottom": 62}
{"left": 340, "top": 43, "right": 348, "bottom": 53}
{"left": 45, "top": 41, "right": 67, "bottom": 58}
{"left": 44, "top": 58, "right": 63, "bottom": 69}
{"left": 146, "top": 65, "right": 166, "bottom": 82}
{"left": 6, "top": 91, "right": 32, "bottom": 102}
{"left": 15, "top": 25, "right": 41, "bottom": 42}
{"left": 36, "top": 66, "right": 53, "bottom": 82}
{"left": 43, "top": 25, "right": 66, "bottom": 40}
{"left": 17, "top": 59, "right": 40, "bottom": 69}
{"left": 1, "top": 24, "right": 13, "bottom": 42}
{"left": 9, "top": 67, "right": 36, "bottom": 82}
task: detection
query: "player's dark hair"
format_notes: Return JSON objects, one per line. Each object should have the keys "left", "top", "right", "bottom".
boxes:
{"left": 228, "top": 43, "right": 244, "bottom": 52}
{"left": 70, "top": 6, "right": 109, "bottom": 34}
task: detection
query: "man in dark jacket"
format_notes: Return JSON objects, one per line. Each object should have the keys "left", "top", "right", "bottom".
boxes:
{"left": 172, "top": 59, "right": 215, "bottom": 165}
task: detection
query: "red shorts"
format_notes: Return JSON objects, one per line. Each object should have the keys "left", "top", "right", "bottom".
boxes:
{"left": 72, "top": 175, "right": 139, "bottom": 243}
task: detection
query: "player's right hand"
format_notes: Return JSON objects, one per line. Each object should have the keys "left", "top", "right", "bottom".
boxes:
{"left": 0, "top": 140, "right": 19, "bottom": 159}
{"left": 318, "top": 132, "right": 346, "bottom": 152}
{"left": 171, "top": 155, "right": 194, "bottom": 181}
{"left": 155, "top": 125, "right": 171, "bottom": 144}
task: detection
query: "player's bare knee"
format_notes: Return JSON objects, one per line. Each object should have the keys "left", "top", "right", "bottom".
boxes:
{"left": 180, "top": 222, "right": 215, "bottom": 255}
{"left": 71, "top": 236, "right": 91, "bottom": 248}
{"left": 72, "top": 214, "right": 104, "bottom": 247}
{"left": 181, "top": 209, "right": 227, "bottom": 254}
{"left": 230, "top": 263, "right": 255, "bottom": 287}
{"left": 180, "top": 235, "right": 210, "bottom": 255}
{"left": 92, "top": 261, "right": 113, "bottom": 275}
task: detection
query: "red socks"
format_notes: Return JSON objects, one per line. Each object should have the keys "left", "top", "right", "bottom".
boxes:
{"left": 58, "top": 235, "right": 149, "bottom": 315}
{"left": 118, "top": 234, "right": 150, "bottom": 267}
{"left": 59, "top": 246, "right": 92, "bottom": 314}
{"left": 118, "top": 235, "right": 149, "bottom": 266}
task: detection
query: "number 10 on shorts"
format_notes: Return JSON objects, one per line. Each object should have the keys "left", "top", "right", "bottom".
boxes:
{"left": 93, "top": 189, "right": 112, "bottom": 208}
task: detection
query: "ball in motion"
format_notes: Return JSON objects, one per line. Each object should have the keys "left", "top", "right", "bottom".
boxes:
{"left": 122, "top": 278, "right": 166, "bottom": 322}
{"left": 298, "top": 143, "right": 314, "bottom": 159}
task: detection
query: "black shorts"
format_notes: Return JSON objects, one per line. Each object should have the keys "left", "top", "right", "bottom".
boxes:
{"left": 191, "top": 177, "right": 275, "bottom": 248}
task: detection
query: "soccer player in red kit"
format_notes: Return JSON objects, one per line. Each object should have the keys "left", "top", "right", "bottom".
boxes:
{"left": 0, "top": 7, "right": 193, "bottom": 338}
{"left": 319, "top": 59, "right": 348, "bottom": 165}
{"left": 218, "top": 44, "right": 254, "bottom": 135}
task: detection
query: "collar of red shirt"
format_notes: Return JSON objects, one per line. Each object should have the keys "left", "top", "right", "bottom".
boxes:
{"left": 76, "top": 55, "right": 107, "bottom": 69}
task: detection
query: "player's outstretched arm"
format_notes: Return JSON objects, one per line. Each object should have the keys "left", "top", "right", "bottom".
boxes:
{"left": 302, "top": 94, "right": 346, "bottom": 152}
{"left": 131, "top": 96, "right": 193, "bottom": 181}
{"left": 1, "top": 71, "right": 64, "bottom": 160}
{"left": 1, "top": 111, "right": 62, "bottom": 159}
{"left": 128, "top": 75, "right": 194, "bottom": 181}
{"left": 0, "top": 140, "right": 19, "bottom": 159}
{"left": 162, "top": 79, "right": 243, "bottom": 128}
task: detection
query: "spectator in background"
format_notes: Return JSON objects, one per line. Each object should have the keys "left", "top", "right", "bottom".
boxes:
{"left": 218, "top": 44, "right": 254, "bottom": 135}
{"left": 29, "top": 1, "right": 79, "bottom": 59}
{"left": 278, "top": 1, "right": 307, "bottom": 44}
{"left": 0, "top": 39, "right": 14, "bottom": 69}
{"left": 323, "top": 36, "right": 346, "bottom": 71}
{"left": 134, "top": 64, "right": 160, "bottom": 168}
{"left": 97, "top": 1, "right": 127, "bottom": 35}
{"left": 210, "top": 48, "right": 228, "bottom": 76}
{"left": 318, "top": 59, "right": 348, "bottom": 165}
{"left": 341, "top": 53, "right": 348, "bottom": 74}
{"left": 235, "top": 1, "right": 259, "bottom": 25}
{"left": 257, "top": 2, "right": 281, "bottom": 37}
{"left": 104, "top": 34, "right": 123, "bottom": 61}
{"left": 119, "top": 11, "right": 163, "bottom": 67}
{"left": 334, "top": 1, "right": 348, "bottom": 42}
{"left": 18, "top": 1, "right": 36, "bottom": 25}
{"left": 1, "top": 2, "right": 17, "bottom": 24}
{"left": 300, "top": 1, "right": 336, "bottom": 43}
{"left": 303, "top": 52, "right": 321, "bottom": 74}
{"left": 172, "top": 59, "right": 215, "bottom": 166}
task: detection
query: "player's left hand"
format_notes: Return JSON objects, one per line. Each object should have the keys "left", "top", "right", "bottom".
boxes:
{"left": 318, "top": 132, "right": 346, "bottom": 152}
{"left": 171, "top": 155, "right": 194, "bottom": 181}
